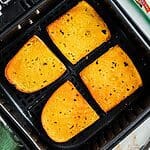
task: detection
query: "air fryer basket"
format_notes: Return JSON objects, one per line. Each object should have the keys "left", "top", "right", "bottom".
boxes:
{"left": 0, "top": 0, "right": 150, "bottom": 149}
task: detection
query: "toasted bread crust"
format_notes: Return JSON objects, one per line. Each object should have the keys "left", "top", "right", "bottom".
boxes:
{"left": 80, "top": 45, "right": 143, "bottom": 112}
{"left": 47, "top": 1, "right": 111, "bottom": 64}
{"left": 41, "top": 81, "right": 99, "bottom": 142}
{"left": 5, "top": 35, "right": 66, "bottom": 93}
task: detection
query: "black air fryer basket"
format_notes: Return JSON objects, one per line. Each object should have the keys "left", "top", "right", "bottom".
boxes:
{"left": 0, "top": 0, "right": 150, "bottom": 149}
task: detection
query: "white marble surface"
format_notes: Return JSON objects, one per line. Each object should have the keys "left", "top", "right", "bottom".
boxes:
{"left": 116, "top": 0, "right": 150, "bottom": 41}
{"left": 113, "top": 117, "right": 150, "bottom": 150}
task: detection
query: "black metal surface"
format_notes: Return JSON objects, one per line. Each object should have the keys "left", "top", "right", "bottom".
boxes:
{"left": 0, "top": 0, "right": 63, "bottom": 48}
{"left": 0, "top": 0, "right": 150, "bottom": 149}
{"left": 0, "top": 96, "right": 45, "bottom": 150}
{"left": 82, "top": 95, "right": 150, "bottom": 150}
{"left": 0, "top": 0, "right": 42, "bottom": 33}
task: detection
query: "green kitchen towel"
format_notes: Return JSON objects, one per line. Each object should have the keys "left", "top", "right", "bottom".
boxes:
{"left": 0, "top": 122, "right": 22, "bottom": 150}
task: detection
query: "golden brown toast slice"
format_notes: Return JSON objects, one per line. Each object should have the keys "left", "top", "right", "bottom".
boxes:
{"left": 5, "top": 35, "right": 66, "bottom": 93}
{"left": 41, "top": 81, "right": 99, "bottom": 142}
{"left": 80, "top": 45, "right": 142, "bottom": 112}
{"left": 47, "top": 1, "right": 111, "bottom": 64}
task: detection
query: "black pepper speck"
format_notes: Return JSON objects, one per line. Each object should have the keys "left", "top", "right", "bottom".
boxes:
{"left": 102, "top": 30, "right": 106, "bottom": 34}
{"left": 43, "top": 80, "right": 47, "bottom": 83}
{"left": 69, "top": 125, "right": 74, "bottom": 129}
{"left": 124, "top": 62, "right": 128, "bottom": 67}
{"left": 60, "top": 29, "right": 64, "bottom": 35}
{"left": 43, "top": 63, "right": 47, "bottom": 65}
{"left": 35, "top": 57, "right": 38, "bottom": 61}
{"left": 76, "top": 94, "right": 79, "bottom": 97}
{"left": 63, "top": 43, "right": 66, "bottom": 47}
